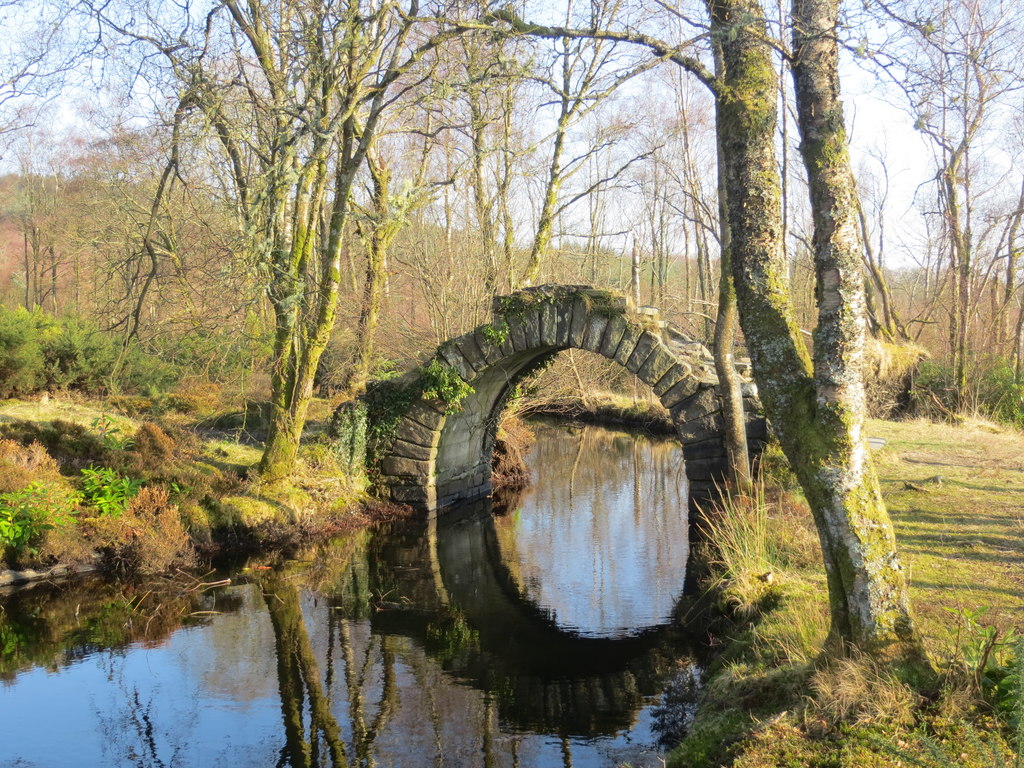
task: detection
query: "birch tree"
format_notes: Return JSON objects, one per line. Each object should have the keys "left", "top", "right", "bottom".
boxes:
{"left": 494, "top": 0, "right": 927, "bottom": 659}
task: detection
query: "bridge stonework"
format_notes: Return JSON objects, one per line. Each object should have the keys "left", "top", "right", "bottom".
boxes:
{"left": 346, "top": 285, "right": 766, "bottom": 511}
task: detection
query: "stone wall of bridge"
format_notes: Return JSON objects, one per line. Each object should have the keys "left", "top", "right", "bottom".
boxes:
{"left": 334, "top": 285, "right": 767, "bottom": 512}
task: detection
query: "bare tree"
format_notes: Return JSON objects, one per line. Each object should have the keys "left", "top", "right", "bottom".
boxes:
{"left": 92, "top": 0, "right": 469, "bottom": 479}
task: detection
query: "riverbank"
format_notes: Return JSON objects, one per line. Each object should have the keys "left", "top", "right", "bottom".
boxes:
{"left": 670, "top": 417, "right": 1023, "bottom": 766}
{"left": 517, "top": 389, "right": 675, "bottom": 434}
{"left": 0, "top": 394, "right": 386, "bottom": 582}
{"left": 0, "top": 393, "right": 536, "bottom": 585}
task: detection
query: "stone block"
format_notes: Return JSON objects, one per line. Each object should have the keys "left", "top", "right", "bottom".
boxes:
{"left": 613, "top": 323, "right": 644, "bottom": 367}
{"left": 540, "top": 301, "right": 559, "bottom": 346}
{"left": 568, "top": 297, "right": 590, "bottom": 347}
{"left": 474, "top": 327, "right": 505, "bottom": 365}
{"left": 454, "top": 332, "right": 488, "bottom": 372}
{"left": 687, "top": 480, "right": 716, "bottom": 506}
{"left": 682, "top": 437, "right": 727, "bottom": 461}
{"left": 554, "top": 303, "right": 574, "bottom": 346}
{"left": 599, "top": 315, "right": 628, "bottom": 358}
{"left": 660, "top": 377, "right": 700, "bottom": 411}
{"left": 636, "top": 345, "right": 676, "bottom": 388}
{"left": 406, "top": 401, "right": 444, "bottom": 429}
{"left": 625, "top": 331, "right": 659, "bottom": 374}
{"left": 382, "top": 456, "right": 430, "bottom": 478}
{"left": 438, "top": 344, "right": 475, "bottom": 382}
{"left": 581, "top": 314, "right": 610, "bottom": 353}
{"left": 419, "top": 397, "right": 448, "bottom": 416}
{"left": 523, "top": 309, "right": 542, "bottom": 349}
{"left": 394, "top": 418, "right": 437, "bottom": 448}
{"left": 683, "top": 456, "right": 725, "bottom": 482}
{"left": 508, "top": 318, "right": 529, "bottom": 352}
{"left": 390, "top": 484, "right": 436, "bottom": 507}
{"left": 688, "top": 385, "right": 721, "bottom": 413}
{"left": 390, "top": 438, "right": 436, "bottom": 462}
{"left": 694, "top": 369, "right": 720, "bottom": 387}
{"left": 745, "top": 416, "right": 769, "bottom": 442}
{"left": 652, "top": 362, "right": 689, "bottom": 397}
{"left": 674, "top": 410, "right": 724, "bottom": 443}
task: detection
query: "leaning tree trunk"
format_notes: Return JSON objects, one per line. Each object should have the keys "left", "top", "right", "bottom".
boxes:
{"left": 709, "top": 0, "right": 925, "bottom": 660}
{"left": 711, "top": 59, "right": 751, "bottom": 487}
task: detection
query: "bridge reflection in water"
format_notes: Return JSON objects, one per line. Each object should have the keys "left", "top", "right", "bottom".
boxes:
{"left": 0, "top": 425, "right": 706, "bottom": 768}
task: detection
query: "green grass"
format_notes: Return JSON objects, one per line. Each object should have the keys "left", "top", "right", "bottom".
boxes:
{"left": 869, "top": 418, "right": 1024, "bottom": 653}
{"left": 0, "top": 397, "right": 138, "bottom": 434}
{"left": 669, "top": 417, "right": 1024, "bottom": 767}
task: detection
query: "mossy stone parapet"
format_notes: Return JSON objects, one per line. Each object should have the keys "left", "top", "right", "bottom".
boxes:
{"left": 341, "top": 284, "right": 766, "bottom": 512}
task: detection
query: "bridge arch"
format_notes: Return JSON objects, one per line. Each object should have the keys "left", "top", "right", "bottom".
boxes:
{"left": 361, "top": 285, "right": 765, "bottom": 511}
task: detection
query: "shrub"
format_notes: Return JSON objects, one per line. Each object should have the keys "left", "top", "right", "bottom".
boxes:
{"left": 131, "top": 423, "right": 177, "bottom": 467}
{"left": 0, "top": 306, "right": 178, "bottom": 397}
{"left": 0, "top": 438, "right": 63, "bottom": 493}
{"left": 79, "top": 466, "right": 142, "bottom": 517}
{"left": 0, "top": 306, "right": 49, "bottom": 397}
{"left": 0, "top": 420, "right": 111, "bottom": 472}
{"left": 912, "top": 357, "right": 1024, "bottom": 428}
{"left": 41, "top": 315, "right": 122, "bottom": 392}
{"left": 92, "top": 485, "right": 194, "bottom": 574}
{"left": 0, "top": 481, "right": 79, "bottom": 559}
{"left": 981, "top": 363, "right": 1024, "bottom": 430}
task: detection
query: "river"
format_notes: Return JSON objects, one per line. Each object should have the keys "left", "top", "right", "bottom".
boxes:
{"left": 0, "top": 421, "right": 705, "bottom": 768}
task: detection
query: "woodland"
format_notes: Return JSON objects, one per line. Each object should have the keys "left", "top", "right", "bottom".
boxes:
{"left": 0, "top": 0, "right": 1023, "bottom": 765}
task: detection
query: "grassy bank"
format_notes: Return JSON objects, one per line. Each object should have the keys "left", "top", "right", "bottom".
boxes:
{"left": 671, "top": 417, "right": 1023, "bottom": 767}
{"left": 0, "top": 394, "right": 376, "bottom": 580}
{"left": 518, "top": 389, "right": 674, "bottom": 433}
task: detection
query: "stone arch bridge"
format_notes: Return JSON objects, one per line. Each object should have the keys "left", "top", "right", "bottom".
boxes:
{"left": 337, "top": 285, "right": 766, "bottom": 511}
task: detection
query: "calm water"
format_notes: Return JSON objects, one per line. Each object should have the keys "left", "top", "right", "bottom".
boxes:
{"left": 0, "top": 422, "right": 701, "bottom": 768}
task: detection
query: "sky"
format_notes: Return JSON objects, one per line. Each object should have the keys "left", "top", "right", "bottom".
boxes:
{"left": 1, "top": 0, "right": 1020, "bottom": 275}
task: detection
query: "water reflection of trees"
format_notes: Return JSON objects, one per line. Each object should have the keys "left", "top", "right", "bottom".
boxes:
{"left": 0, "top": 576, "right": 232, "bottom": 680}
{"left": 490, "top": 424, "right": 689, "bottom": 638}
{"left": 1, "top": 425, "right": 699, "bottom": 767}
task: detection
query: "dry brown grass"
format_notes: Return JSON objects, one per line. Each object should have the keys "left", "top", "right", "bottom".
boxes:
{"left": 0, "top": 438, "right": 63, "bottom": 493}
{"left": 491, "top": 415, "right": 535, "bottom": 493}
{"left": 88, "top": 486, "right": 195, "bottom": 575}
{"left": 810, "top": 652, "right": 922, "bottom": 729}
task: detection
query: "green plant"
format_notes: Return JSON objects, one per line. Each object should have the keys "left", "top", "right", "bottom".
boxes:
{"left": 945, "top": 607, "right": 1020, "bottom": 692}
{"left": 480, "top": 321, "right": 510, "bottom": 347}
{"left": 0, "top": 482, "right": 79, "bottom": 557}
{"left": 699, "top": 481, "right": 782, "bottom": 615}
{"left": 0, "top": 306, "right": 49, "bottom": 397}
{"left": 981, "top": 637, "right": 1023, "bottom": 742}
{"left": 90, "top": 412, "right": 135, "bottom": 451}
{"left": 79, "top": 466, "right": 142, "bottom": 517}
{"left": 419, "top": 359, "right": 473, "bottom": 413}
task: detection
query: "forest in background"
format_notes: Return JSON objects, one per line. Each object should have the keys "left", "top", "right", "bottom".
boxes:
{"left": 1, "top": 0, "right": 1023, "bottom": 431}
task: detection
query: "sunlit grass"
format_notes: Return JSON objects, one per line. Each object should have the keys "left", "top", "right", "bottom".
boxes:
{"left": 0, "top": 396, "right": 138, "bottom": 433}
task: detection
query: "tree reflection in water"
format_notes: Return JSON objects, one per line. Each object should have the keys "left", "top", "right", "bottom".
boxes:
{"left": 0, "top": 424, "right": 704, "bottom": 768}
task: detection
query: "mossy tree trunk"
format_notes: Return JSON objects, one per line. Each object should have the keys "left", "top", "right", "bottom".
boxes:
{"left": 95, "top": 0, "right": 465, "bottom": 483}
{"left": 711, "top": 47, "right": 751, "bottom": 487}
{"left": 709, "top": 0, "right": 924, "bottom": 658}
